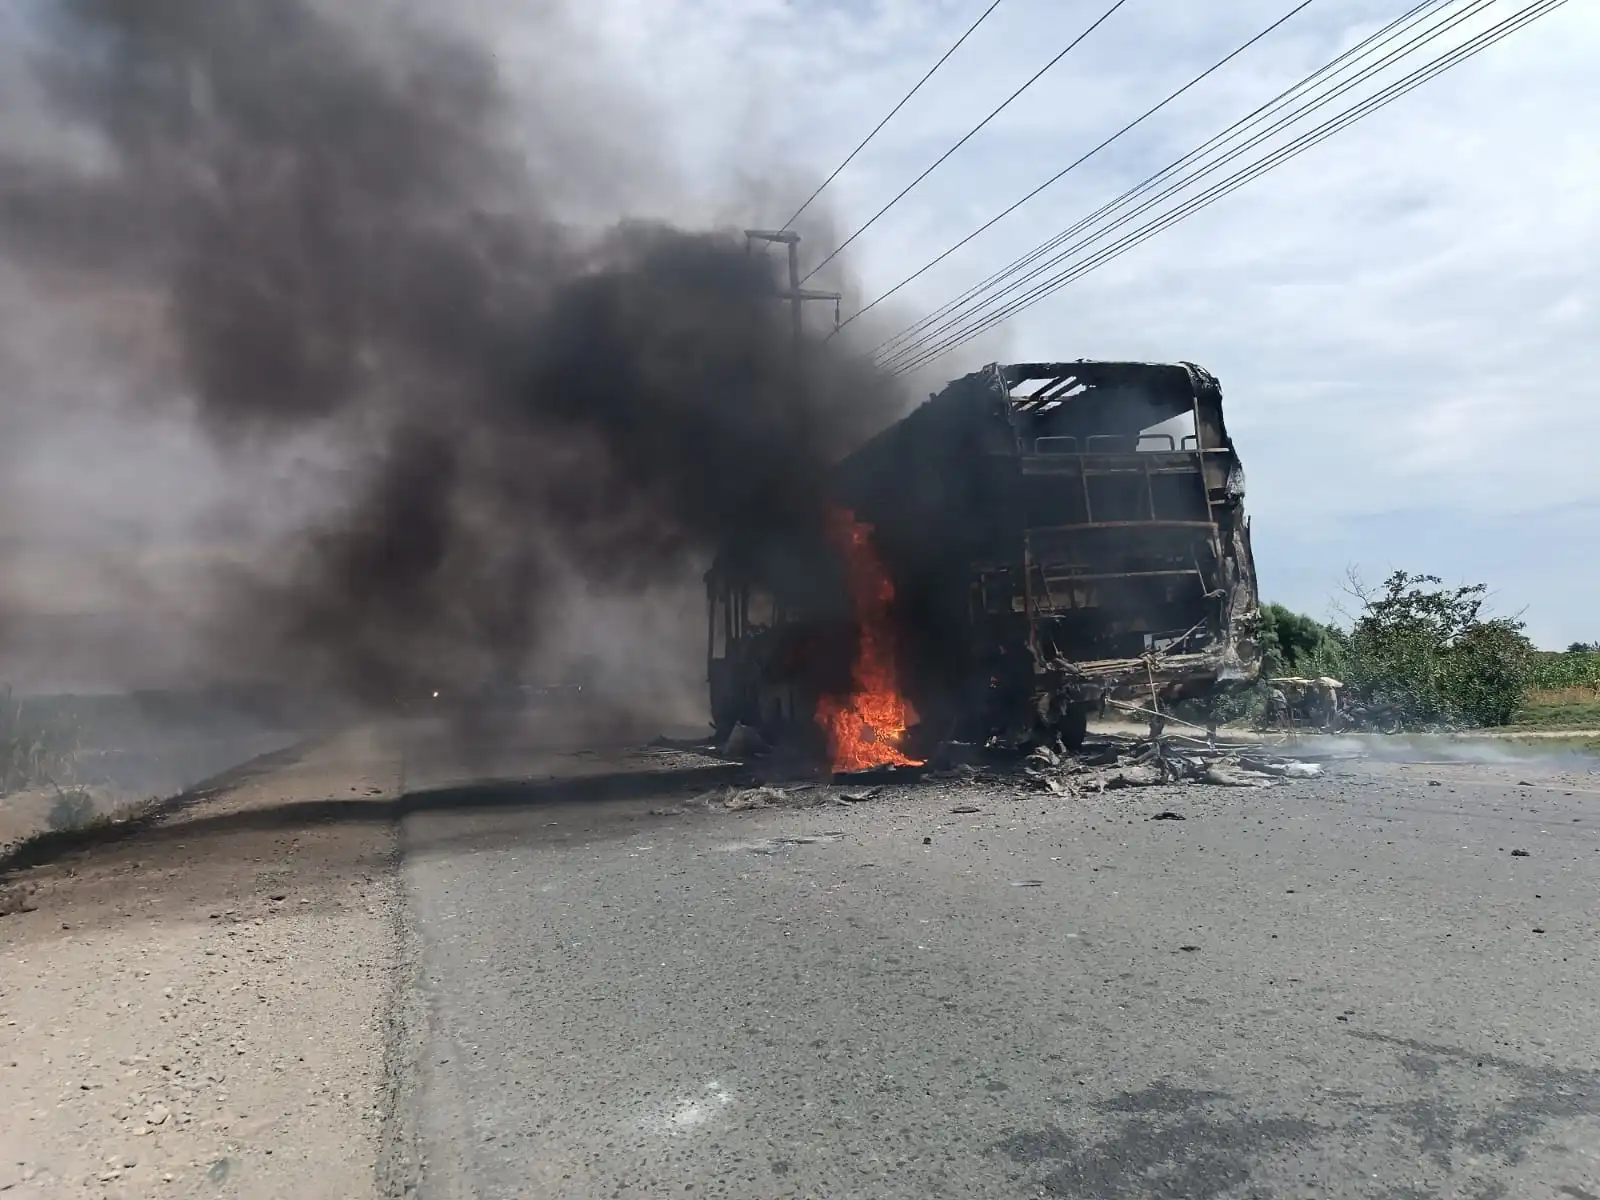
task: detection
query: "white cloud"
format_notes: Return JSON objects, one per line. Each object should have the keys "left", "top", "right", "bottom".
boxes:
{"left": 565, "top": 0, "right": 1600, "bottom": 644}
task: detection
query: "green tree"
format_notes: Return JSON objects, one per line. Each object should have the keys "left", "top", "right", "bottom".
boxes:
{"left": 1341, "top": 571, "right": 1534, "bottom": 727}
{"left": 1258, "top": 602, "right": 1346, "bottom": 679}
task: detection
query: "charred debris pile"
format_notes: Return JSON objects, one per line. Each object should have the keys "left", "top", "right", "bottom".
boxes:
{"left": 657, "top": 695, "right": 1326, "bottom": 813}
{"left": 651, "top": 723, "right": 1325, "bottom": 816}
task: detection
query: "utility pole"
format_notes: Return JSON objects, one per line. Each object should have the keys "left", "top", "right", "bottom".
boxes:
{"left": 743, "top": 229, "right": 841, "bottom": 347}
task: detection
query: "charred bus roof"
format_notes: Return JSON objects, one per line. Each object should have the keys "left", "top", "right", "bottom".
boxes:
{"left": 710, "top": 359, "right": 1237, "bottom": 578}
{"left": 999, "top": 360, "right": 1213, "bottom": 406}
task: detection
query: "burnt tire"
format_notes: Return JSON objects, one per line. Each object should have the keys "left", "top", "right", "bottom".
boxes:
{"left": 1061, "top": 707, "right": 1089, "bottom": 751}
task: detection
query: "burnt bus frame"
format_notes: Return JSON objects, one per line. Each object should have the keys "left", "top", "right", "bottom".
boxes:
{"left": 705, "top": 360, "right": 1262, "bottom": 750}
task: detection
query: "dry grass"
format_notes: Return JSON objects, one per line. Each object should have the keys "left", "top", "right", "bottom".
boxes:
{"left": 1, "top": 687, "right": 82, "bottom": 797}
{"left": 1525, "top": 685, "right": 1600, "bottom": 706}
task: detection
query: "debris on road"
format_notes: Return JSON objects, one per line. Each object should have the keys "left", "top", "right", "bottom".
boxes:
{"left": 1150, "top": 812, "right": 1186, "bottom": 821}
{"left": 1201, "top": 764, "right": 1277, "bottom": 789}
{"left": 1106, "top": 764, "right": 1163, "bottom": 789}
{"left": 722, "top": 785, "right": 804, "bottom": 811}
{"left": 839, "top": 787, "right": 883, "bottom": 804}
{"left": 677, "top": 721, "right": 1328, "bottom": 820}
{"left": 1020, "top": 733, "right": 1322, "bottom": 796}
{"left": 717, "top": 783, "right": 903, "bottom": 811}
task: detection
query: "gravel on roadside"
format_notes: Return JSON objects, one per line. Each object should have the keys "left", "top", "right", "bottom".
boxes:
{"left": 0, "top": 728, "right": 403, "bottom": 1200}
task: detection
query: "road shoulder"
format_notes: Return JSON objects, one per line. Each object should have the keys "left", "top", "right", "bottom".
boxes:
{"left": 0, "top": 728, "right": 401, "bottom": 1199}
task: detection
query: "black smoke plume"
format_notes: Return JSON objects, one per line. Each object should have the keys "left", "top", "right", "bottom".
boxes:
{"left": 0, "top": 0, "right": 903, "bottom": 705}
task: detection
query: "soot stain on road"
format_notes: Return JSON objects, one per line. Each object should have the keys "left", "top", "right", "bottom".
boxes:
{"left": 994, "top": 1035, "right": 1600, "bottom": 1199}
{"left": 1352, "top": 1030, "right": 1600, "bottom": 1176}
{"left": 994, "top": 1080, "right": 1321, "bottom": 1199}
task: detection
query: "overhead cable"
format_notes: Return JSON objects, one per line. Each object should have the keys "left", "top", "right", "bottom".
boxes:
{"left": 884, "top": 0, "right": 1569, "bottom": 375}
{"left": 834, "top": 0, "right": 1325, "bottom": 335}
{"left": 873, "top": 0, "right": 1459, "bottom": 364}
{"left": 798, "top": 0, "right": 1136, "bottom": 284}
{"left": 780, "top": 0, "right": 1009, "bottom": 232}
{"left": 880, "top": 0, "right": 1500, "bottom": 370}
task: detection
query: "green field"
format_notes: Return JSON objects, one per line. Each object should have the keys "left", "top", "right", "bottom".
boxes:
{"left": 1529, "top": 650, "right": 1600, "bottom": 689}
{"left": 1492, "top": 651, "right": 1600, "bottom": 733}
{"left": 1504, "top": 686, "right": 1600, "bottom": 732}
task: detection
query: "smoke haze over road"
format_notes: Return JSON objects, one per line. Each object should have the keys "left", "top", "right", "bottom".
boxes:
{"left": 0, "top": 0, "right": 910, "bottom": 707}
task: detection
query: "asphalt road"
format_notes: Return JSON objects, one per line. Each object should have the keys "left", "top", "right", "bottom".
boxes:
{"left": 392, "top": 728, "right": 1600, "bottom": 1199}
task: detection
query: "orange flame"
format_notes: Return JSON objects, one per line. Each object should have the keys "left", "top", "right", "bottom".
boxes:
{"left": 815, "top": 506, "right": 923, "bottom": 772}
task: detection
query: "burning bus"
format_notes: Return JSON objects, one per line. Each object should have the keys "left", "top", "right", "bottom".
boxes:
{"left": 705, "top": 360, "right": 1262, "bottom": 768}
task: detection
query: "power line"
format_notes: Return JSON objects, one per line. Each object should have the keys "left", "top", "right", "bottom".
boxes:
{"left": 873, "top": 0, "right": 1455, "bottom": 364}
{"left": 834, "top": 0, "right": 1323, "bottom": 336}
{"left": 779, "top": 0, "right": 1009, "bottom": 233}
{"left": 879, "top": 0, "right": 1499, "bottom": 370}
{"left": 884, "top": 0, "right": 1558, "bottom": 373}
{"left": 885, "top": 0, "right": 1526, "bottom": 373}
{"left": 885, "top": 0, "right": 1569, "bottom": 375}
{"left": 882, "top": 0, "right": 1482, "bottom": 368}
{"left": 798, "top": 0, "right": 1135, "bottom": 285}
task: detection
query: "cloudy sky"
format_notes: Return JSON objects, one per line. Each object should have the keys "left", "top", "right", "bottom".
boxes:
{"left": 0, "top": 0, "right": 1591, "bottom": 695}
{"left": 568, "top": 0, "right": 1597, "bottom": 646}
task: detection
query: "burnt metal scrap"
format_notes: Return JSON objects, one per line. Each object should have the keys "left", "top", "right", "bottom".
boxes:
{"left": 1020, "top": 733, "right": 1322, "bottom": 795}
{"left": 693, "top": 733, "right": 1321, "bottom": 810}
{"left": 705, "top": 359, "right": 1263, "bottom": 757}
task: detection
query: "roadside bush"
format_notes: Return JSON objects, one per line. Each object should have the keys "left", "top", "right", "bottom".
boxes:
{"left": 1437, "top": 618, "right": 1537, "bottom": 727}
{"left": 46, "top": 789, "right": 99, "bottom": 831}
{"left": 1214, "top": 573, "right": 1537, "bottom": 731}
{"left": 1339, "top": 572, "right": 1534, "bottom": 728}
